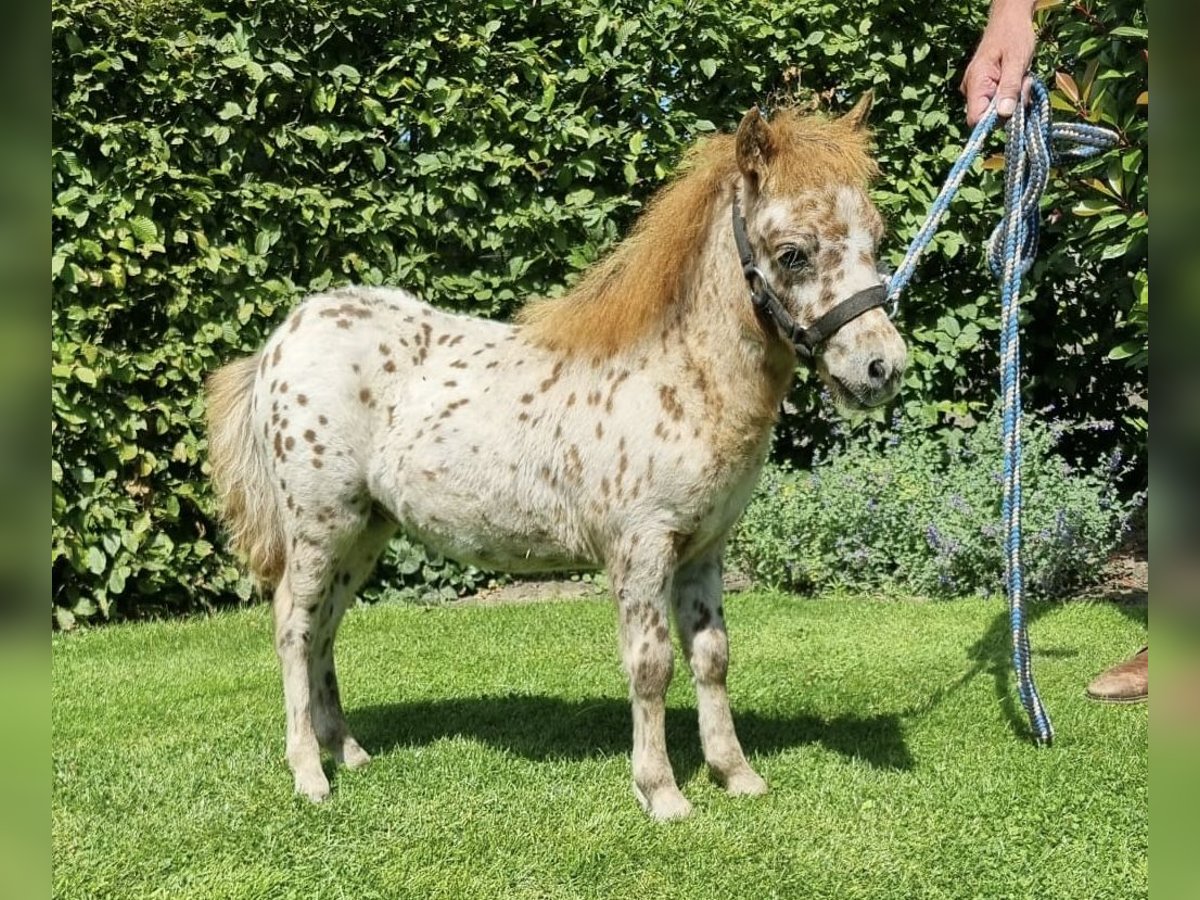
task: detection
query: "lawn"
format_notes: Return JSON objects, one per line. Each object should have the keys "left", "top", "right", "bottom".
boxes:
{"left": 52, "top": 592, "right": 1147, "bottom": 899}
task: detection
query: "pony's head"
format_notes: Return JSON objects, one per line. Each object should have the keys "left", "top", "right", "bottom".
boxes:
{"left": 734, "top": 95, "right": 906, "bottom": 411}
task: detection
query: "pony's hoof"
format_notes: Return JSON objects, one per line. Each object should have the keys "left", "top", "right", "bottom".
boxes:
{"left": 340, "top": 739, "right": 372, "bottom": 770}
{"left": 294, "top": 770, "right": 331, "bottom": 803}
{"left": 650, "top": 790, "right": 693, "bottom": 821}
{"left": 723, "top": 769, "right": 768, "bottom": 798}
{"left": 634, "top": 782, "right": 693, "bottom": 821}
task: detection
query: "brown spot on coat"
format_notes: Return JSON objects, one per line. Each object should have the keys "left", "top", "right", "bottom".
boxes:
{"left": 658, "top": 384, "right": 684, "bottom": 421}
{"left": 540, "top": 361, "right": 565, "bottom": 392}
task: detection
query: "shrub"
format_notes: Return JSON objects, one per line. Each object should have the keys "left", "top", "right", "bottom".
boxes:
{"left": 728, "top": 408, "right": 1140, "bottom": 600}
{"left": 365, "top": 537, "right": 498, "bottom": 606}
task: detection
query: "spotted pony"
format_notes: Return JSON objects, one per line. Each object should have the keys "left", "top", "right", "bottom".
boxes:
{"left": 207, "top": 95, "right": 906, "bottom": 820}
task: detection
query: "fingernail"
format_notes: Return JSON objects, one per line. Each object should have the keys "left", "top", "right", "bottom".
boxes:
{"left": 998, "top": 98, "right": 1016, "bottom": 117}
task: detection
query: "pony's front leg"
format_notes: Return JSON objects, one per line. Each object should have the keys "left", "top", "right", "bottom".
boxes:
{"left": 674, "top": 554, "right": 768, "bottom": 797}
{"left": 611, "top": 537, "right": 691, "bottom": 821}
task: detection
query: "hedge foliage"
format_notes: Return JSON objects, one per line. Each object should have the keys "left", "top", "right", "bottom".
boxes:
{"left": 52, "top": 0, "right": 1147, "bottom": 625}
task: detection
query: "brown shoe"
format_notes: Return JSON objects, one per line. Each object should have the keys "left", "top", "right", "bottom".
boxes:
{"left": 1086, "top": 646, "right": 1148, "bottom": 704}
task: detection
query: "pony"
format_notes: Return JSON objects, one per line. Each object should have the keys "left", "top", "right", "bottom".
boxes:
{"left": 206, "top": 95, "right": 906, "bottom": 820}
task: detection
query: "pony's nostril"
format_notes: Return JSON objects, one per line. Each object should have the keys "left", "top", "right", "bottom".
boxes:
{"left": 867, "top": 358, "right": 887, "bottom": 383}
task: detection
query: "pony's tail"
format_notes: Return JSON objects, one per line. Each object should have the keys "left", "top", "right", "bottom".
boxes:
{"left": 206, "top": 355, "right": 285, "bottom": 590}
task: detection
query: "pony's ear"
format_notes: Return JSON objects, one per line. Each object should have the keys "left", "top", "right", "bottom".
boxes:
{"left": 735, "top": 106, "right": 776, "bottom": 179}
{"left": 842, "top": 90, "right": 874, "bottom": 131}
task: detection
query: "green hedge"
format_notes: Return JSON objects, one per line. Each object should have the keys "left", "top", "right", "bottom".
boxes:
{"left": 51, "top": 0, "right": 1147, "bottom": 625}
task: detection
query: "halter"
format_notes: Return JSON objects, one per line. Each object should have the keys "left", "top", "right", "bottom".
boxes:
{"left": 731, "top": 195, "right": 888, "bottom": 362}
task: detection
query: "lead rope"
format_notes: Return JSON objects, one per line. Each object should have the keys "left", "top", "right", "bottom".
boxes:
{"left": 883, "top": 78, "right": 1117, "bottom": 745}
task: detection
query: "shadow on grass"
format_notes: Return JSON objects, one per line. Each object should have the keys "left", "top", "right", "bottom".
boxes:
{"left": 349, "top": 695, "right": 914, "bottom": 782}
{"left": 907, "top": 600, "right": 1149, "bottom": 740}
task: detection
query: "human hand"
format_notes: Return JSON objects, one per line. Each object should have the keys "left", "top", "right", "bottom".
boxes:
{"left": 961, "top": 0, "right": 1037, "bottom": 126}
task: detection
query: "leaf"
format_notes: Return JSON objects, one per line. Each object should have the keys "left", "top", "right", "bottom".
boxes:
{"left": 1107, "top": 340, "right": 1141, "bottom": 360}
{"left": 1055, "top": 72, "right": 1079, "bottom": 105}
{"left": 937, "top": 315, "right": 961, "bottom": 338}
{"left": 1136, "top": 91, "right": 1148, "bottom": 106}
{"left": 107, "top": 566, "right": 128, "bottom": 594}
{"left": 1100, "top": 241, "right": 1129, "bottom": 261}
{"left": 1080, "top": 58, "right": 1101, "bottom": 102}
{"left": 628, "top": 131, "right": 644, "bottom": 155}
{"left": 1106, "top": 160, "right": 1125, "bottom": 199}
{"left": 1049, "top": 92, "right": 1076, "bottom": 112}
{"left": 85, "top": 545, "right": 107, "bottom": 575}
{"left": 1072, "top": 199, "right": 1118, "bottom": 218}
{"left": 699, "top": 59, "right": 717, "bottom": 79}
{"left": 128, "top": 216, "right": 158, "bottom": 244}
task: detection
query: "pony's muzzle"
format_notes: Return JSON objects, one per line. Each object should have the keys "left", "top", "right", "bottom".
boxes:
{"left": 820, "top": 311, "right": 907, "bottom": 410}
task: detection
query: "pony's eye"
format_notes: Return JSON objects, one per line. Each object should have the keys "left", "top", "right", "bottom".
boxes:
{"left": 777, "top": 247, "right": 810, "bottom": 273}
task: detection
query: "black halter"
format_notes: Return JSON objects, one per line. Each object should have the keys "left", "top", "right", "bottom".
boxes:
{"left": 732, "top": 196, "right": 888, "bottom": 362}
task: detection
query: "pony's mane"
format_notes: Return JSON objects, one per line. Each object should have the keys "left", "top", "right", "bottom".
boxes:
{"left": 516, "top": 106, "right": 878, "bottom": 355}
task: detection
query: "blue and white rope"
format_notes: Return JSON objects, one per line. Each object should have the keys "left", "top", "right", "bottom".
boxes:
{"left": 885, "top": 78, "right": 1117, "bottom": 745}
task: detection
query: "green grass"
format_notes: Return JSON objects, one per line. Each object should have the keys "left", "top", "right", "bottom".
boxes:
{"left": 53, "top": 592, "right": 1147, "bottom": 899}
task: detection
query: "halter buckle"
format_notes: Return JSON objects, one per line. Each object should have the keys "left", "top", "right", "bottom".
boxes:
{"left": 743, "top": 266, "right": 770, "bottom": 307}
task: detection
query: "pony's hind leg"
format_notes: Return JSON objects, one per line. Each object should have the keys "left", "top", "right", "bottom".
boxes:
{"left": 611, "top": 535, "right": 691, "bottom": 821}
{"left": 308, "top": 516, "right": 395, "bottom": 770}
{"left": 674, "top": 553, "right": 767, "bottom": 797}
{"left": 274, "top": 490, "right": 383, "bottom": 802}
{"left": 273, "top": 560, "right": 331, "bottom": 802}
